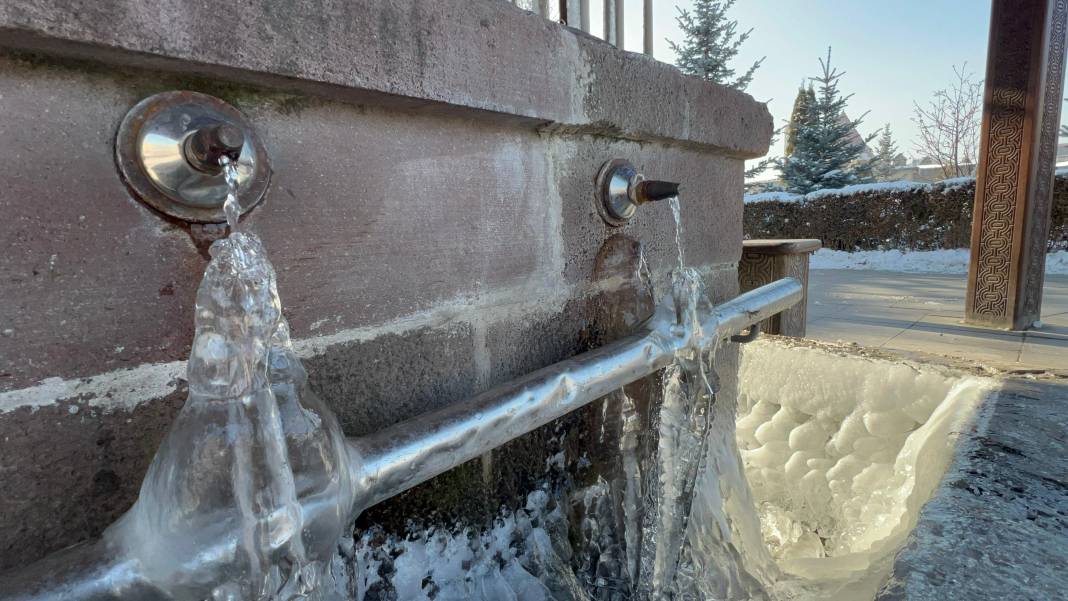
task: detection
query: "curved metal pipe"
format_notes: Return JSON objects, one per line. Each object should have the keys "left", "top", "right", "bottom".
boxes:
{"left": 0, "top": 541, "right": 163, "bottom": 601}
{"left": 730, "top": 322, "right": 762, "bottom": 344}
{"left": 349, "top": 277, "right": 802, "bottom": 505}
{"left": 0, "top": 278, "right": 803, "bottom": 601}
{"left": 730, "top": 324, "right": 764, "bottom": 343}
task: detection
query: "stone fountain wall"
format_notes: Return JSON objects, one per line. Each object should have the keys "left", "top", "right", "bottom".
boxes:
{"left": 0, "top": 0, "right": 772, "bottom": 571}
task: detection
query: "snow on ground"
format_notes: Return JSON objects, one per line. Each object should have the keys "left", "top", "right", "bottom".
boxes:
{"left": 811, "top": 249, "right": 1068, "bottom": 275}
{"left": 744, "top": 178, "right": 977, "bottom": 204}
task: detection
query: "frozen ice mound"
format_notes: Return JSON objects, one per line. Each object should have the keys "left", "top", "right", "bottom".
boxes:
{"left": 109, "top": 233, "right": 355, "bottom": 601}
{"left": 735, "top": 338, "right": 994, "bottom": 599}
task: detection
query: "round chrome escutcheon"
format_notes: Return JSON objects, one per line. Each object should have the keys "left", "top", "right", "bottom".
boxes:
{"left": 596, "top": 159, "right": 641, "bottom": 226}
{"left": 116, "top": 91, "right": 271, "bottom": 223}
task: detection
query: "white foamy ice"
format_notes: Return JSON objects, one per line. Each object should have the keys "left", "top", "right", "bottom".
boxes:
{"left": 735, "top": 339, "right": 993, "bottom": 594}
{"left": 352, "top": 490, "right": 587, "bottom": 601}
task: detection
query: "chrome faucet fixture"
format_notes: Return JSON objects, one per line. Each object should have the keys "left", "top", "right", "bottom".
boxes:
{"left": 596, "top": 159, "right": 681, "bottom": 226}
{"left": 115, "top": 91, "right": 271, "bottom": 223}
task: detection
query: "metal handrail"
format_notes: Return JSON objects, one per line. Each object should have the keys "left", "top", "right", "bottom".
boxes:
{"left": 0, "top": 278, "right": 803, "bottom": 601}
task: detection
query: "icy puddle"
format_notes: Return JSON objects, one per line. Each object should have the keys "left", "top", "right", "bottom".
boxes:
{"left": 736, "top": 338, "right": 996, "bottom": 600}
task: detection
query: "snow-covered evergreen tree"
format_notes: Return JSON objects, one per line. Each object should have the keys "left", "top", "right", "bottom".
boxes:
{"left": 777, "top": 48, "right": 874, "bottom": 194}
{"left": 784, "top": 84, "right": 816, "bottom": 157}
{"left": 872, "top": 124, "right": 900, "bottom": 181}
{"left": 668, "top": 0, "right": 764, "bottom": 91}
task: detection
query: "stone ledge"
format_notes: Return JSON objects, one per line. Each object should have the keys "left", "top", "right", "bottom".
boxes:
{"left": 0, "top": 0, "right": 772, "bottom": 157}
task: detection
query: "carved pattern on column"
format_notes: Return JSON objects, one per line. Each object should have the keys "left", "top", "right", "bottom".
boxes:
{"left": 1022, "top": 0, "right": 1068, "bottom": 318}
{"left": 971, "top": 4, "right": 1034, "bottom": 321}
{"left": 738, "top": 253, "right": 776, "bottom": 291}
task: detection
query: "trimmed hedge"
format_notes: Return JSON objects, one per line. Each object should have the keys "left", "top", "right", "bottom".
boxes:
{"left": 744, "top": 175, "right": 1068, "bottom": 252}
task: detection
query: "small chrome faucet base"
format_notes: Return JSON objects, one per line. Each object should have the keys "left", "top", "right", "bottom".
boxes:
{"left": 596, "top": 159, "right": 681, "bottom": 226}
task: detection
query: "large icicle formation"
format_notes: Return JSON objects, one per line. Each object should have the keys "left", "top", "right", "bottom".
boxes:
{"left": 112, "top": 232, "right": 354, "bottom": 601}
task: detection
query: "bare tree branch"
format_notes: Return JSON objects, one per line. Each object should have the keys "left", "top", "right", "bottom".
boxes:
{"left": 912, "top": 64, "right": 983, "bottom": 179}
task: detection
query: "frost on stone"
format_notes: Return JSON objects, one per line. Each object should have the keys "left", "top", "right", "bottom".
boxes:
{"left": 109, "top": 232, "right": 354, "bottom": 601}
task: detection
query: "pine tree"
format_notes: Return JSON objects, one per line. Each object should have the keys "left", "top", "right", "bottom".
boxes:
{"left": 784, "top": 84, "right": 816, "bottom": 157}
{"left": 744, "top": 128, "right": 780, "bottom": 184}
{"left": 668, "top": 0, "right": 764, "bottom": 91}
{"left": 872, "top": 124, "right": 900, "bottom": 181}
{"left": 777, "top": 48, "right": 875, "bottom": 194}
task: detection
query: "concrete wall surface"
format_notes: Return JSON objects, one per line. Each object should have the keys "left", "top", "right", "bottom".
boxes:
{"left": 0, "top": 0, "right": 772, "bottom": 571}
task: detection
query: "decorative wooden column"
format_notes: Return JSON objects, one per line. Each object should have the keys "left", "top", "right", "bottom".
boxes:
{"left": 738, "top": 239, "right": 821, "bottom": 337}
{"left": 966, "top": 0, "right": 1068, "bottom": 329}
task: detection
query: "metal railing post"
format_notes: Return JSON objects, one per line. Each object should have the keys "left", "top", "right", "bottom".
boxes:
{"left": 615, "top": 0, "right": 624, "bottom": 49}
{"left": 603, "top": 0, "right": 616, "bottom": 46}
{"left": 643, "top": 0, "right": 653, "bottom": 55}
{"left": 551, "top": 0, "right": 599, "bottom": 36}
{"left": 562, "top": 0, "right": 582, "bottom": 29}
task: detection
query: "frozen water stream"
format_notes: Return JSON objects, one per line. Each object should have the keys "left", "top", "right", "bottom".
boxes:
{"left": 342, "top": 195, "right": 991, "bottom": 599}
{"left": 348, "top": 340, "right": 991, "bottom": 601}
{"left": 110, "top": 183, "right": 987, "bottom": 599}
{"left": 109, "top": 164, "right": 354, "bottom": 600}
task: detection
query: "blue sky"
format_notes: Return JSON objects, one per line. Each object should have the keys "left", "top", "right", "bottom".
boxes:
{"left": 597, "top": 1, "right": 994, "bottom": 161}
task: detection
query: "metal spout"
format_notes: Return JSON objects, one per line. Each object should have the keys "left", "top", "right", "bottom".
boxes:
{"left": 184, "top": 123, "right": 245, "bottom": 173}
{"left": 596, "top": 159, "right": 680, "bottom": 226}
{"left": 634, "top": 180, "right": 680, "bottom": 204}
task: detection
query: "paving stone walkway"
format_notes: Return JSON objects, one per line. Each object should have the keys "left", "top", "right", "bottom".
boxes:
{"left": 806, "top": 270, "right": 1068, "bottom": 372}
{"left": 877, "top": 377, "right": 1068, "bottom": 600}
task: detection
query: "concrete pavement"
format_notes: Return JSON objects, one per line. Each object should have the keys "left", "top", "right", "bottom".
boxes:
{"left": 806, "top": 270, "right": 1068, "bottom": 372}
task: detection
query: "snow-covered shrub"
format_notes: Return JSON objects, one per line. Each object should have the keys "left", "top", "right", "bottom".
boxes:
{"left": 743, "top": 174, "right": 1068, "bottom": 252}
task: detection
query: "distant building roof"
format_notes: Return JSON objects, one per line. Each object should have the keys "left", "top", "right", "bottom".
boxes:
{"left": 838, "top": 113, "right": 873, "bottom": 161}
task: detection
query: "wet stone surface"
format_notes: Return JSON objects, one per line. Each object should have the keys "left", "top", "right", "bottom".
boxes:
{"left": 878, "top": 377, "right": 1068, "bottom": 600}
